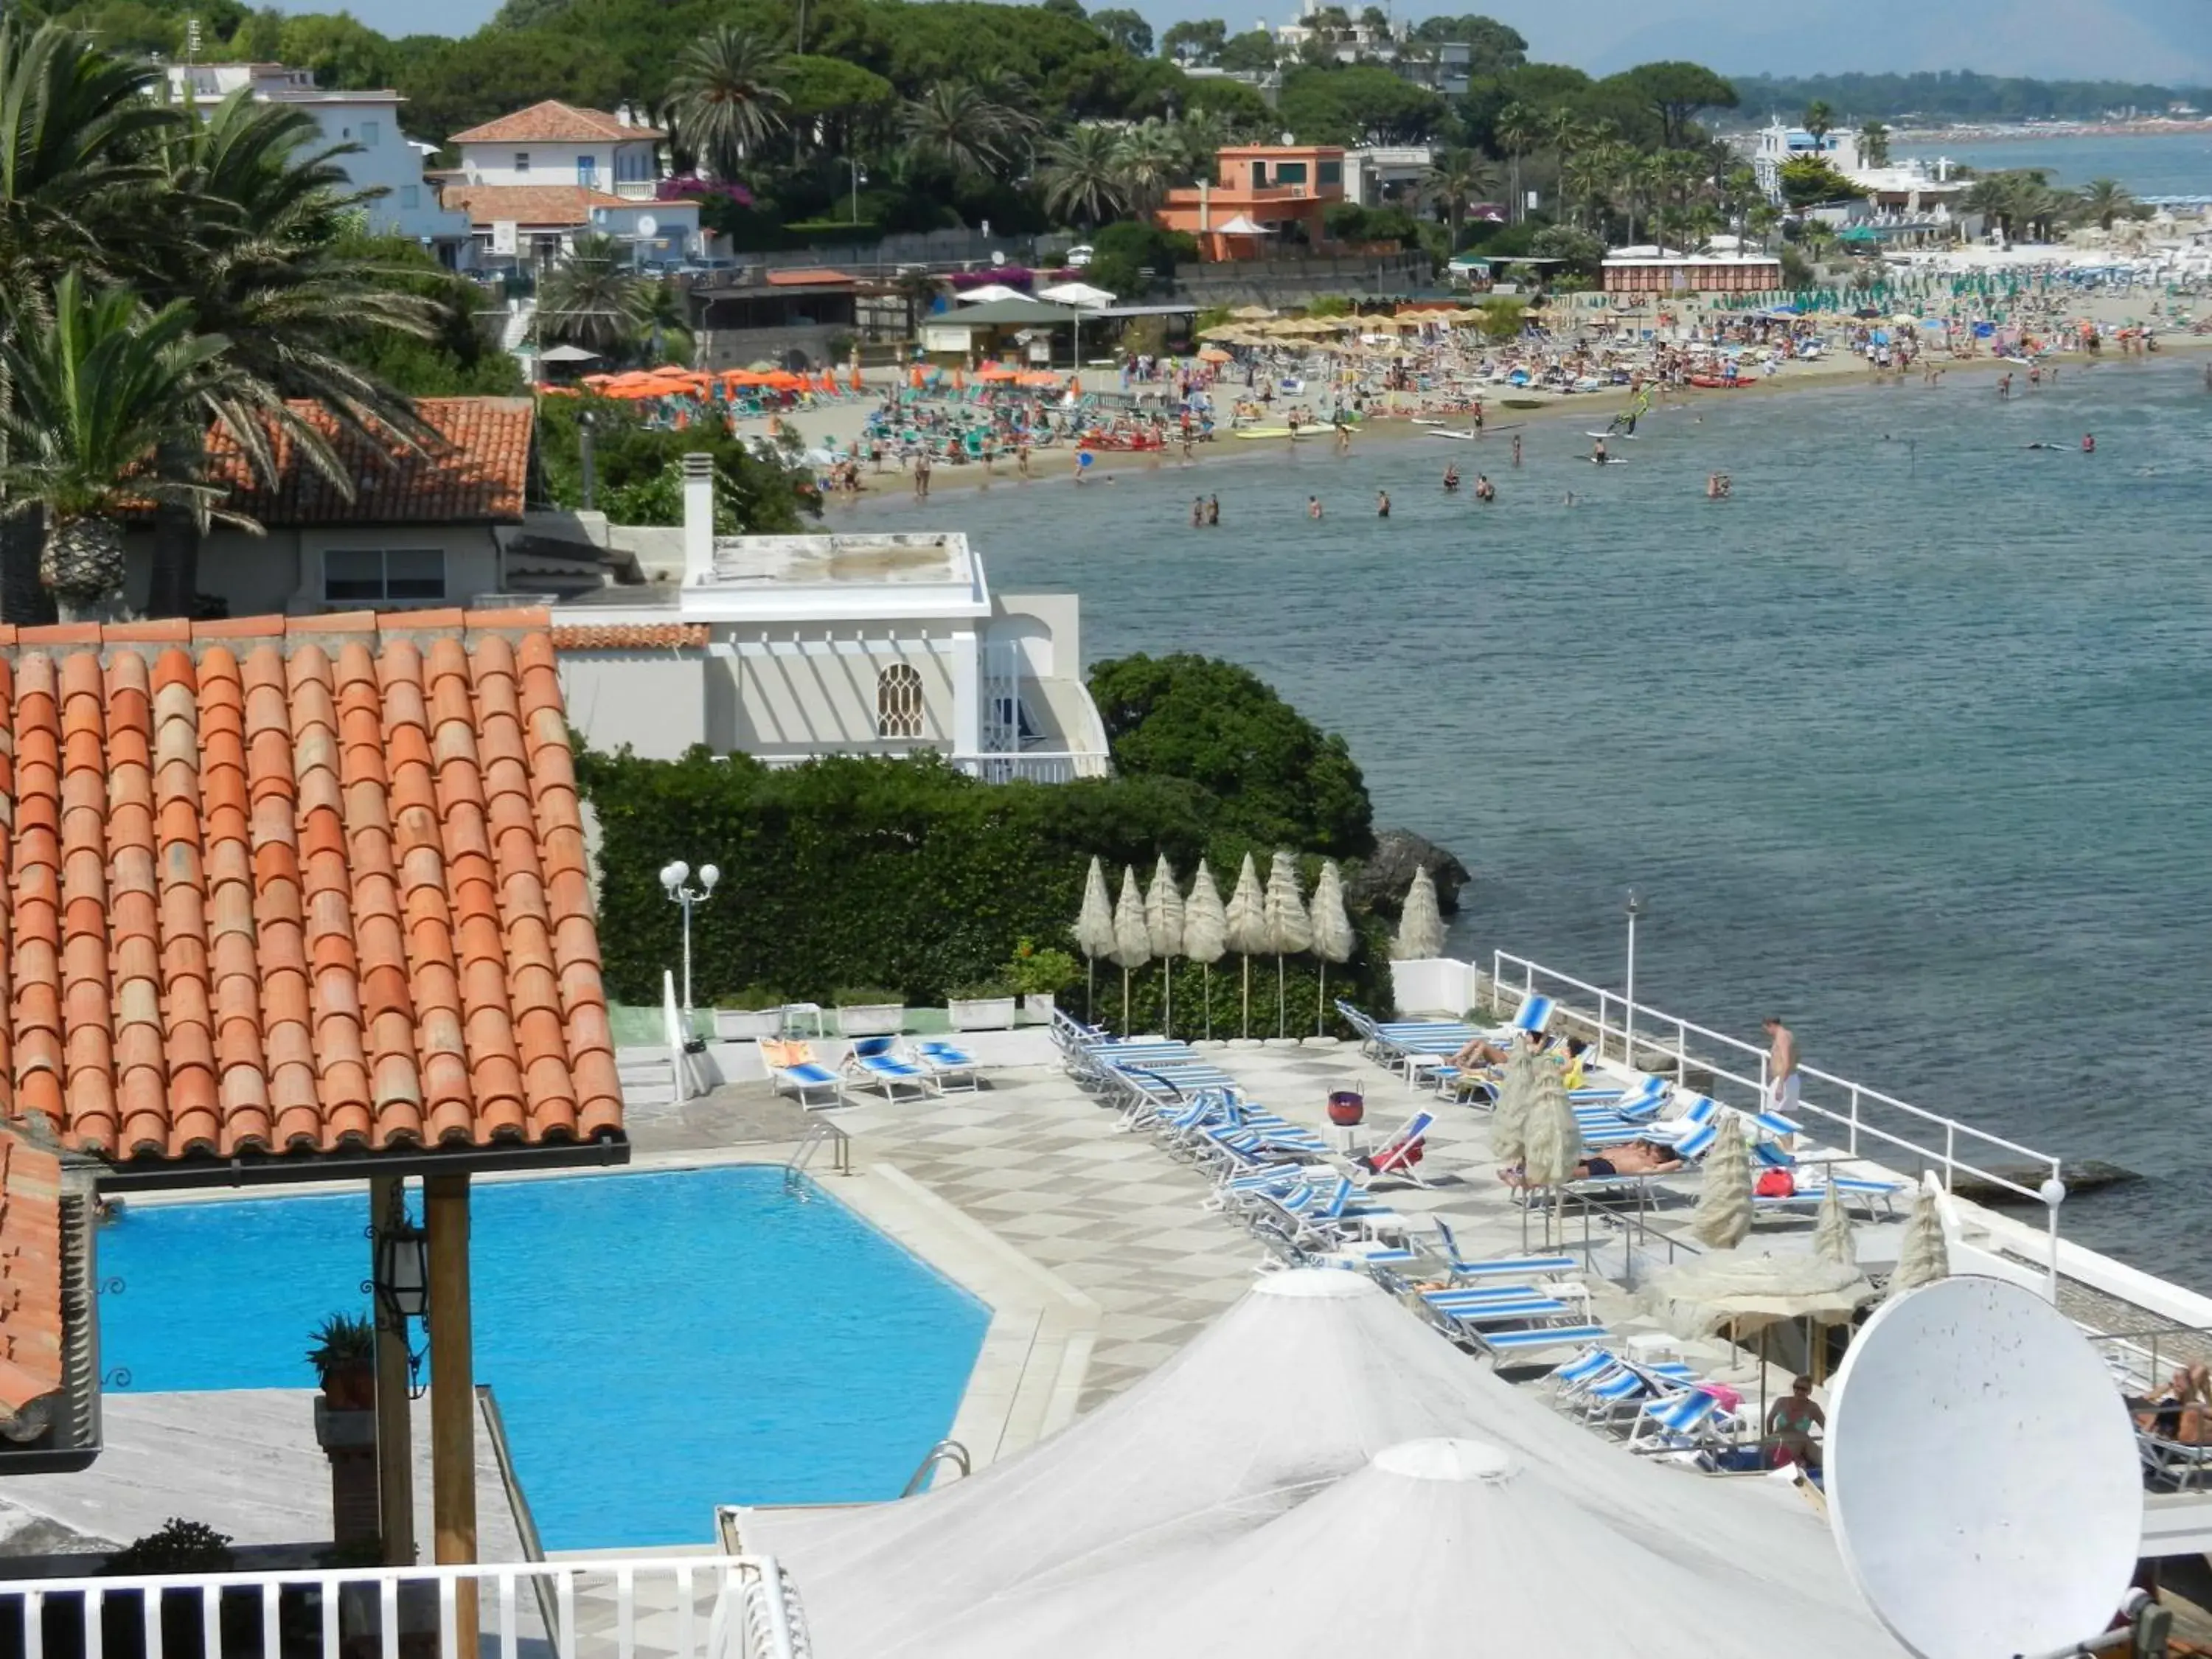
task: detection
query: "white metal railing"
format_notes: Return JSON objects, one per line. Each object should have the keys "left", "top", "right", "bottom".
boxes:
{"left": 0, "top": 1556, "right": 807, "bottom": 1659}
{"left": 951, "top": 751, "right": 1110, "bottom": 784}
{"left": 1490, "top": 950, "right": 2065, "bottom": 1217}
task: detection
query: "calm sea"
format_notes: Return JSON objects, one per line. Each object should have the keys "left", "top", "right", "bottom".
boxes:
{"left": 852, "top": 355, "right": 2212, "bottom": 1284}
{"left": 1896, "top": 130, "right": 2212, "bottom": 195}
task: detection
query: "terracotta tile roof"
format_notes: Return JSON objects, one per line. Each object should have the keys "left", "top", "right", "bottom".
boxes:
{"left": 0, "top": 610, "right": 623, "bottom": 1165}
{"left": 206, "top": 398, "right": 532, "bottom": 527}
{"left": 0, "top": 1130, "right": 60, "bottom": 1422}
{"left": 764, "top": 268, "right": 855, "bottom": 287}
{"left": 442, "top": 183, "right": 639, "bottom": 229}
{"left": 449, "top": 100, "right": 663, "bottom": 146}
{"left": 549, "top": 623, "right": 709, "bottom": 650}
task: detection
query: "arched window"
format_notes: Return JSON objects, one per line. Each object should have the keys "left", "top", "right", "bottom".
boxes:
{"left": 876, "top": 663, "right": 924, "bottom": 739}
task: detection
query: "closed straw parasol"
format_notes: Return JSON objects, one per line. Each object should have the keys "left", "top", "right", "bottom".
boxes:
{"left": 1110, "top": 866, "right": 1151, "bottom": 1034}
{"left": 1224, "top": 853, "right": 1267, "bottom": 1039}
{"left": 1183, "top": 859, "right": 1228, "bottom": 1040}
{"left": 1073, "top": 856, "right": 1116, "bottom": 1022}
{"left": 1520, "top": 1062, "right": 1583, "bottom": 1244}
{"left": 1309, "top": 860, "right": 1354, "bottom": 1037}
{"left": 1144, "top": 855, "right": 1186, "bottom": 1038}
{"left": 1262, "top": 852, "right": 1311, "bottom": 1040}
{"left": 1887, "top": 1179, "right": 1949, "bottom": 1298}
{"left": 1492, "top": 1040, "right": 1536, "bottom": 1166}
{"left": 1812, "top": 1181, "right": 1854, "bottom": 1266}
{"left": 1691, "top": 1113, "right": 1753, "bottom": 1250}
{"left": 1394, "top": 866, "right": 1447, "bottom": 959}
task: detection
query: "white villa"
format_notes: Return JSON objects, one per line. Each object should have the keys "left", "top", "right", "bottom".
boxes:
{"left": 164, "top": 62, "right": 474, "bottom": 265}
{"left": 442, "top": 100, "right": 702, "bottom": 268}
{"left": 552, "top": 458, "right": 1110, "bottom": 779}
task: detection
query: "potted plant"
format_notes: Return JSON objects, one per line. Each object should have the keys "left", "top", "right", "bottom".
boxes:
{"left": 833, "top": 987, "right": 905, "bottom": 1037}
{"left": 712, "top": 986, "right": 788, "bottom": 1041}
{"left": 1006, "top": 941, "right": 1079, "bottom": 1020}
{"left": 307, "top": 1312, "right": 377, "bottom": 1411}
{"left": 945, "top": 978, "right": 1018, "bottom": 1032}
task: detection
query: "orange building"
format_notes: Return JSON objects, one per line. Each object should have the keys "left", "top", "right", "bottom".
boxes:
{"left": 1155, "top": 145, "right": 1348, "bottom": 262}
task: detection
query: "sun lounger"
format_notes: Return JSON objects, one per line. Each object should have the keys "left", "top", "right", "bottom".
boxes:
{"left": 1627, "top": 1388, "right": 1742, "bottom": 1454}
{"left": 1354, "top": 1110, "right": 1436, "bottom": 1188}
{"left": 843, "top": 1035, "right": 936, "bottom": 1102}
{"left": 1430, "top": 1220, "right": 1579, "bottom": 1284}
{"left": 1748, "top": 1144, "right": 1906, "bottom": 1217}
{"left": 2139, "top": 1431, "right": 2212, "bottom": 1492}
{"left": 1472, "top": 1323, "right": 1611, "bottom": 1355}
{"left": 910, "top": 1040, "right": 981, "bottom": 1091}
{"left": 759, "top": 1040, "right": 847, "bottom": 1109}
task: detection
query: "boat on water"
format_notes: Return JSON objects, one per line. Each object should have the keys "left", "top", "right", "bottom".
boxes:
{"left": 1231, "top": 426, "right": 1298, "bottom": 439}
{"left": 1584, "top": 431, "right": 1639, "bottom": 440}
{"left": 1687, "top": 375, "right": 1758, "bottom": 389}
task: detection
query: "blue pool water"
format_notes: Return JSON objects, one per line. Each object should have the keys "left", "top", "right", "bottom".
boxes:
{"left": 97, "top": 1166, "right": 988, "bottom": 1548}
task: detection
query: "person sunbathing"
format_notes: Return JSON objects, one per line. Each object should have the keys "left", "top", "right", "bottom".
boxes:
{"left": 2133, "top": 1366, "right": 2211, "bottom": 1444}
{"left": 1499, "top": 1138, "right": 1683, "bottom": 1186}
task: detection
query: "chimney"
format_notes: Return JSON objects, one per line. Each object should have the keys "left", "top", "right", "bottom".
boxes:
{"left": 681, "top": 453, "right": 714, "bottom": 585}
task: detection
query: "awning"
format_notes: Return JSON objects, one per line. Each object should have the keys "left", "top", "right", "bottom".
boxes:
{"left": 1211, "top": 214, "right": 1273, "bottom": 235}
{"left": 939, "top": 297, "right": 1085, "bottom": 326}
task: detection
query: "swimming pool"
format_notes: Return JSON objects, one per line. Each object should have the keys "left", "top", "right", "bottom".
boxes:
{"left": 96, "top": 1166, "right": 988, "bottom": 1548}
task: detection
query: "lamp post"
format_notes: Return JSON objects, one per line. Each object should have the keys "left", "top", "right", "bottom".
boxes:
{"left": 842, "top": 157, "right": 867, "bottom": 223}
{"left": 2039, "top": 1174, "right": 2066, "bottom": 1303}
{"left": 659, "top": 860, "right": 719, "bottom": 1015}
{"left": 1623, "top": 888, "right": 1642, "bottom": 1066}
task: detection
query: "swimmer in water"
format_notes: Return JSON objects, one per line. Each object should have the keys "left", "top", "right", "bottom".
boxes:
{"left": 1307, "top": 495, "right": 1323, "bottom": 520}
{"left": 2081, "top": 433, "right": 2096, "bottom": 452}
{"left": 1591, "top": 435, "right": 1609, "bottom": 463}
{"left": 1443, "top": 463, "right": 1460, "bottom": 493}
{"left": 1376, "top": 489, "right": 1390, "bottom": 518}
{"left": 1474, "top": 473, "right": 1495, "bottom": 502}
{"left": 1511, "top": 434, "right": 1522, "bottom": 467}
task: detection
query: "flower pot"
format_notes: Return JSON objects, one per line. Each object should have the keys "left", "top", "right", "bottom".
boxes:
{"left": 316, "top": 1360, "right": 375, "bottom": 1412}
{"left": 1021, "top": 992, "right": 1056, "bottom": 1021}
{"left": 836, "top": 1003, "right": 905, "bottom": 1037}
{"left": 1326, "top": 1091, "right": 1366, "bottom": 1128}
{"left": 947, "top": 996, "right": 1018, "bottom": 1032}
{"left": 714, "top": 1007, "right": 784, "bottom": 1040}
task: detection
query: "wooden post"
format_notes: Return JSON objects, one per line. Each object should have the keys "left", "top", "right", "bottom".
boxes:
{"left": 372, "top": 1178, "right": 418, "bottom": 1566}
{"left": 426, "top": 1173, "right": 478, "bottom": 1658}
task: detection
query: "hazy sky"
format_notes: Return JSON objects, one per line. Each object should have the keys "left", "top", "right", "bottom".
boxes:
{"left": 341, "top": 0, "right": 2212, "bottom": 83}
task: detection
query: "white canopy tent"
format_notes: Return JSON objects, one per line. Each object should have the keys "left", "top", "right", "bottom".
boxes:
{"left": 1036, "top": 280, "right": 1117, "bottom": 307}
{"left": 952, "top": 282, "right": 1029, "bottom": 305}
{"left": 737, "top": 1271, "right": 1900, "bottom": 1658}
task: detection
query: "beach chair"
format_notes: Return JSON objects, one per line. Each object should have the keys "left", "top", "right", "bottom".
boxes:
{"left": 1473, "top": 1323, "right": 1611, "bottom": 1357}
{"left": 908, "top": 1039, "right": 982, "bottom": 1092}
{"left": 2139, "top": 1432, "right": 2212, "bottom": 1493}
{"left": 1430, "top": 1219, "right": 1577, "bottom": 1284}
{"left": 842, "top": 1035, "right": 936, "bottom": 1102}
{"left": 1354, "top": 1110, "right": 1437, "bottom": 1188}
{"left": 1627, "top": 1388, "right": 1743, "bottom": 1454}
{"left": 762, "top": 1039, "right": 844, "bottom": 1110}
{"left": 1750, "top": 1144, "right": 1906, "bottom": 1217}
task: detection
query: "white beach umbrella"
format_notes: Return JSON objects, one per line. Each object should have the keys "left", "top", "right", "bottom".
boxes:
{"left": 1490, "top": 1040, "right": 1536, "bottom": 1167}
{"left": 1887, "top": 1178, "right": 1950, "bottom": 1298}
{"left": 1262, "top": 851, "right": 1311, "bottom": 1040}
{"left": 1224, "top": 853, "right": 1268, "bottom": 1038}
{"left": 1144, "top": 855, "right": 1185, "bottom": 1037}
{"left": 1110, "top": 865, "right": 1151, "bottom": 1034}
{"left": 1072, "top": 856, "right": 1116, "bottom": 1023}
{"left": 1393, "top": 865, "right": 1447, "bottom": 960}
{"left": 1519, "top": 1062, "right": 1582, "bottom": 1243}
{"left": 1646, "top": 1249, "right": 1877, "bottom": 1340}
{"left": 1812, "top": 1180, "right": 1855, "bottom": 1267}
{"left": 1691, "top": 1113, "right": 1753, "bottom": 1251}
{"left": 1308, "top": 860, "right": 1354, "bottom": 1037}
{"left": 1182, "top": 859, "right": 1227, "bottom": 1041}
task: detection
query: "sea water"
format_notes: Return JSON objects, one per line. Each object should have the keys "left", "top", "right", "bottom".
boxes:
{"left": 1895, "top": 130, "right": 2212, "bottom": 195}
{"left": 859, "top": 355, "right": 2212, "bottom": 1284}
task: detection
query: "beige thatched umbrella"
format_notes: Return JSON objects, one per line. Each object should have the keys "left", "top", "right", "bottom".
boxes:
{"left": 1110, "top": 865, "right": 1151, "bottom": 1034}
{"left": 1144, "top": 855, "right": 1186, "bottom": 1038}
{"left": 1393, "top": 866, "right": 1447, "bottom": 960}
{"left": 1262, "top": 851, "right": 1311, "bottom": 1040}
{"left": 1887, "top": 1179, "right": 1950, "bottom": 1298}
{"left": 1309, "top": 860, "right": 1354, "bottom": 1037}
{"left": 1691, "top": 1113, "right": 1753, "bottom": 1251}
{"left": 1183, "top": 859, "right": 1228, "bottom": 1040}
{"left": 1073, "top": 856, "right": 1116, "bottom": 1023}
{"left": 1813, "top": 1181, "right": 1854, "bottom": 1266}
{"left": 1491, "top": 1040, "right": 1537, "bottom": 1167}
{"left": 1224, "top": 853, "right": 1267, "bottom": 1039}
{"left": 1520, "top": 1062, "right": 1583, "bottom": 1245}
{"left": 1231, "top": 303, "right": 1276, "bottom": 321}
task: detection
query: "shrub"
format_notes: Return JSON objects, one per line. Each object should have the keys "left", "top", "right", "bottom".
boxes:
{"left": 712, "top": 986, "right": 787, "bottom": 1011}
{"left": 832, "top": 986, "right": 905, "bottom": 1006}
{"left": 1006, "top": 941, "right": 1081, "bottom": 996}
{"left": 105, "top": 1519, "right": 234, "bottom": 1576}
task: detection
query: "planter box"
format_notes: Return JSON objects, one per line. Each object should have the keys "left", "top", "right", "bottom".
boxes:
{"left": 836, "top": 1003, "right": 905, "bottom": 1037}
{"left": 714, "top": 1007, "right": 784, "bottom": 1040}
{"left": 1022, "top": 992, "right": 1057, "bottom": 1021}
{"left": 947, "top": 996, "right": 1018, "bottom": 1032}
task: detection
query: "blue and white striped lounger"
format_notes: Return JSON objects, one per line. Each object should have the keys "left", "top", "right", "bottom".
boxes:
{"left": 1628, "top": 1388, "right": 1740, "bottom": 1453}
{"left": 1476, "top": 1323, "right": 1611, "bottom": 1354}
{"left": 772, "top": 1060, "right": 844, "bottom": 1109}
{"left": 844, "top": 1037, "right": 936, "bottom": 1102}
{"left": 911, "top": 1040, "right": 981, "bottom": 1091}
{"left": 1510, "top": 994, "right": 1555, "bottom": 1034}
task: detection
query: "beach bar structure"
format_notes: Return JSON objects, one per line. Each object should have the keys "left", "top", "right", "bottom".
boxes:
{"left": 1155, "top": 145, "right": 1348, "bottom": 262}
{"left": 1601, "top": 246, "right": 1783, "bottom": 296}
{"left": 0, "top": 610, "right": 627, "bottom": 1632}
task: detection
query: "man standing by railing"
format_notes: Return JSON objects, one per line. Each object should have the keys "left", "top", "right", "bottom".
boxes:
{"left": 1764, "top": 1015, "right": 1801, "bottom": 1116}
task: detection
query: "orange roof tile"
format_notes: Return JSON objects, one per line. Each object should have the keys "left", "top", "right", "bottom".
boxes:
{"left": 206, "top": 398, "right": 532, "bottom": 528}
{"left": 0, "top": 611, "right": 622, "bottom": 1165}
{"left": 0, "top": 1130, "right": 63, "bottom": 1422}
{"left": 448, "top": 100, "right": 663, "bottom": 146}
{"left": 763, "top": 268, "right": 855, "bottom": 287}
{"left": 440, "top": 184, "right": 650, "bottom": 229}
{"left": 549, "top": 623, "right": 709, "bottom": 650}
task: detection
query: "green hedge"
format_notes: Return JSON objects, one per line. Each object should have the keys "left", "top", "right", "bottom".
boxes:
{"left": 575, "top": 748, "right": 1398, "bottom": 1028}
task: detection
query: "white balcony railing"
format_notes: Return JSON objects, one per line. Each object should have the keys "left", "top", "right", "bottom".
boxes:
{"left": 0, "top": 1554, "right": 807, "bottom": 1659}
{"left": 951, "top": 751, "right": 1110, "bottom": 783}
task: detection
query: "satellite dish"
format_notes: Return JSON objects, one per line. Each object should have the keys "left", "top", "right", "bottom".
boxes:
{"left": 1826, "top": 1276, "right": 2139, "bottom": 1659}
{"left": 636, "top": 213, "right": 659, "bottom": 239}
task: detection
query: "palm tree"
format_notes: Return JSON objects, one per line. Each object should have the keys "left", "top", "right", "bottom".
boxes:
{"left": 1857, "top": 120, "right": 1891, "bottom": 167}
{"left": 1420, "top": 147, "right": 1497, "bottom": 251}
{"left": 900, "top": 82, "right": 1015, "bottom": 182}
{"left": 1492, "top": 101, "right": 1538, "bottom": 223}
{"left": 1037, "top": 124, "right": 1129, "bottom": 228}
{"left": 1802, "top": 100, "right": 1834, "bottom": 146}
{"left": 0, "top": 272, "right": 234, "bottom": 621}
{"left": 1111, "top": 118, "right": 1186, "bottom": 215}
{"left": 139, "top": 93, "right": 439, "bottom": 617}
{"left": 2079, "top": 177, "right": 2134, "bottom": 232}
{"left": 0, "top": 22, "right": 181, "bottom": 623}
{"left": 667, "top": 25, "right": 790, "bottom": 182}
{"left": 540, "top": 233, "right": 645, "bottom": 355}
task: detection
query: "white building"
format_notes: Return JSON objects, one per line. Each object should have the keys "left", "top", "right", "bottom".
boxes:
{"left": 164, "top": 62, "right": 473, "bottom": 264}
{"left": 444, "top": 100, "right": 701, "bottom": 268}
{"left": 1747, "top": 121, "right": 1861, "bottom": 203}
{"left": 552, "top": 462, "right": 1110, "bottom": 781}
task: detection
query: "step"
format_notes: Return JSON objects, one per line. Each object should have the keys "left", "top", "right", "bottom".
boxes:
{"left": 621, "top": 1083, "right": 678, "bottom": 1108}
